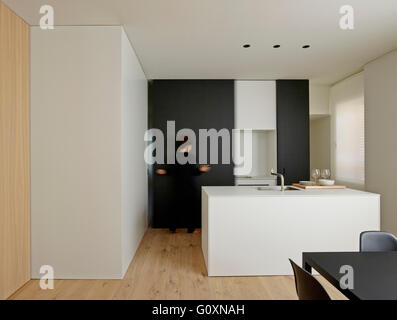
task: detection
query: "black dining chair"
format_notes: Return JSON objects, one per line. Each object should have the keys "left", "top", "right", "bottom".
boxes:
{"left": 360, "top": 231, "right": 397, "bottom": 252}
{"left": 289, "top": 259, "right": 331, "bottom": 300}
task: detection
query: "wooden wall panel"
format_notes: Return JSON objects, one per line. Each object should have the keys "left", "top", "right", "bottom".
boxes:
{"left": 0, "top": 1, "right": 30, "bottom": 299}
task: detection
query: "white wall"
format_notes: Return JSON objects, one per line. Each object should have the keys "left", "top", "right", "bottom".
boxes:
{"left": 310, "top": 117, "right": 331, "bottom": 171}
{"left": 31, "top": 26, "right": 147, "bottom": 279}
{"left": 121, "top": 29, "right": 148, "bottom": 274}
{"left": 309, "top": 85, "right": 331, "bottom": 174}
{"left": 234, "top": 130, "right": 277, "bottom": 178}
{"left": 329, "top": 72, "right": 365, "bottom": 189}
{"left": 309, "top": 84, "right": 330, "bottom": 116}
{"left": 364, "top": 49, "right": 397, "bottom": 234}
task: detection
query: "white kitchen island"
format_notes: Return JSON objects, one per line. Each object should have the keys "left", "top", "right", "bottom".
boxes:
{"left": 201, "top": 186, "right": 380, "bottom": 276}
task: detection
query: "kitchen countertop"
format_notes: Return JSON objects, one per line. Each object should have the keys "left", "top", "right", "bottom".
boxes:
{"left": 202, "top": 186, "right": 380, "bottom": 198}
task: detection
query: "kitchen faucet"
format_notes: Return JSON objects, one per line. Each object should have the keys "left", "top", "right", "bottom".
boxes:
{"left": 270, "top": 169, "right": 285, "bottom": 191}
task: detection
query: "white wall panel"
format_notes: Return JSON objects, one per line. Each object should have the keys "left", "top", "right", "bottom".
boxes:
{"left": 121, "top": 29, "right": 148, "bottom": 275}
{"left": 31, "top": 26, "right": 147, "bottom": 279}
{"left": 365, "top": 49, "right": 397, "bottom": 234}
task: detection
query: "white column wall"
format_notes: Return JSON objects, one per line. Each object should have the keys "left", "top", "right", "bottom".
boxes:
{"left": 121, "top": 29, "right": 148, "bottom": 275}
{"left": 364, "top": 49, "right": 397, "bottom": 234}
{"left": 31, "top": 26, "right": 147, "bottom": 279}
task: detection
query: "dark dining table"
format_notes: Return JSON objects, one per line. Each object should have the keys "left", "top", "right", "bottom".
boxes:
{"left": 302, "top": 252, "right": 397, "bottom": 300}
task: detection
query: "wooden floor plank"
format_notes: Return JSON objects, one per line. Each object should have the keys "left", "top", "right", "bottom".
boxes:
{"left": 9, "top": 228, "right": 347, "bottom": 300}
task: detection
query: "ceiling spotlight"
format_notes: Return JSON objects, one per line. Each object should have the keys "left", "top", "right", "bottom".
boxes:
{"left": 243, "top": 44, "right": 251, "bottom": 48}
{"left": 273, "top": 45, "right": 281, "bottom": 48}
{"left": 302, "top": 45, "right": 311, "bottom": 49}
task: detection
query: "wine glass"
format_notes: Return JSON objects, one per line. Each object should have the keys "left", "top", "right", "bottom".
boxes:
{"left": 321, "top": 169, "right": 331, "bottom": 179}
{"left": 311, "top": 169, "right": 320, "bottom": 184}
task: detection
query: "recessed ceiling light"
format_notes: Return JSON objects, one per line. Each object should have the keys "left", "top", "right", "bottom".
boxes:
{"left": 273, "top": 45, "right": 281, "bottom": 48}
{"left": 302, "top": 45, "right": 311, "bottom": 49}
{"left": 243, "top": 44, "right": 251, "bottom": 48}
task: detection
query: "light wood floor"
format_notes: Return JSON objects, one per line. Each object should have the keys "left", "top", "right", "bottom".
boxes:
{"left": 9, "top": 228, "right": 346, "bottom": 300}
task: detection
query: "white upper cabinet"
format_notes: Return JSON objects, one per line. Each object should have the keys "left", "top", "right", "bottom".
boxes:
{"left": 235, "top": 80, "right": 276, "bottom": 130}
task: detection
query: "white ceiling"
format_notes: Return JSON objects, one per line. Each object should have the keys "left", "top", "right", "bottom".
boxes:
{"left": 4, "top": 0, "right": 397, "bottom": 84}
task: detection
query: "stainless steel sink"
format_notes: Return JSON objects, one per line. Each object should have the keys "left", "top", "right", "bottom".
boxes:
{"left": 256, "top": 186, "right": 302, "bottom": 191}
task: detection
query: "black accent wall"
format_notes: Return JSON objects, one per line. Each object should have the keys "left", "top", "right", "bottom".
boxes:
{"left": 149, "top": 80, "right": 235, "bottom": 228}
{"left": 276, "top": 80, "right": 310, "bottom": 185}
